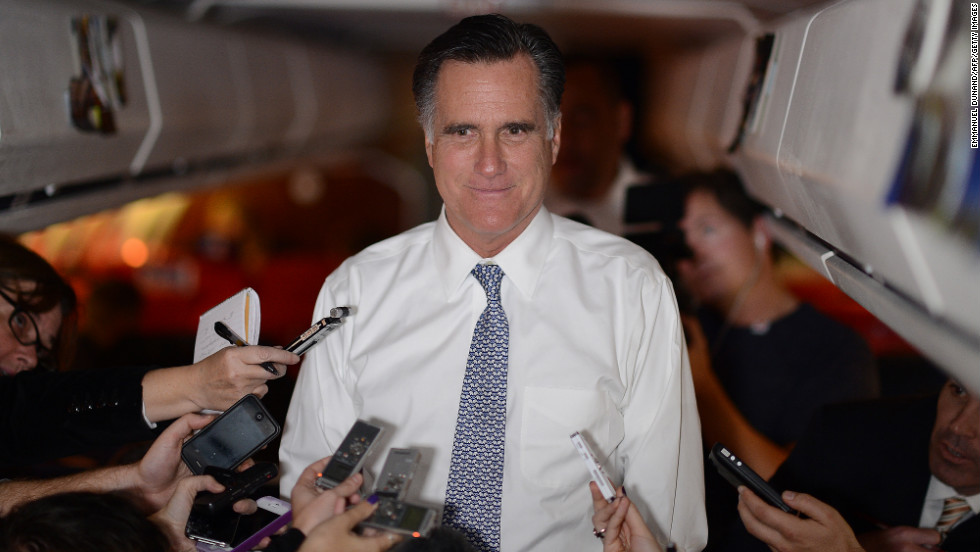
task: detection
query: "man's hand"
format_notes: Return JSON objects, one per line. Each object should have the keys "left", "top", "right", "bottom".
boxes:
{"left": 738, "top": 487, "right": 866, "bottom": 552}
{"left": 856, "top": 526, "right": 941, "bottom": 552}
{"left": 135, "top": 412, "right": 213, "bottom": 511}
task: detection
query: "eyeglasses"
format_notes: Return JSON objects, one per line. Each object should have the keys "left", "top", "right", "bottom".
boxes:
{"left": 0, "top": 286, "right": 54, "bottom": 365}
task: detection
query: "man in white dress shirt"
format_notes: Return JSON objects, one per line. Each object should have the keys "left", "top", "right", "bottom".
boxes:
{"left": 279, "top": 14, "right": 706, "bottom": 552}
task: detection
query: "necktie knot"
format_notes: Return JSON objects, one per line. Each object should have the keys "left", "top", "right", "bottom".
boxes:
{"left": 472, "top": 263, "right": 504, "bottom": 303}
{"left": 936, "top": 496, "right": 971, "bottom": 535}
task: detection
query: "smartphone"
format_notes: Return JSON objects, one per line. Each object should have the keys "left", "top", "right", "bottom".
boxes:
{"left": 358, "top": 496, "right": 437, "bottom": 538}
{"left": 570, "top": 431, "right": 617, "bottom": 502}
{"left": 375, "top": 448, "right": 421, "bottom": 500}
{"left": 189, "top": 496, "right": 291, "bottom": 552}
{"left": 193, "top": 462, "right": 278, "bottom": 515}
{"left": 708, "top": 442, "right": 797, "bottom": 514}
{"left": 229, "top": 496, "right": 292, "bottom": 552}
{"left": 315, "top": 419, "right": 384, "bottom": 490}
{"left": 182, "top": 394, "right": 281, "bottom": 475}
{"left": 186, "top": 507, "right": 240, "bottom": 549}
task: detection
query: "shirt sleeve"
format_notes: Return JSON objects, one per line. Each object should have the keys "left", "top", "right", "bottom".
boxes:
{"left": 279, "top": 273, "right": 360, "bottom": 497}
{"left": 620, "top": 278, "right": 707, "bottom": 552}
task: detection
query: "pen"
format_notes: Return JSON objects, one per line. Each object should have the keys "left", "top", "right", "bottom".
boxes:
{"left": 214, "top": 321, "right": 279, "bottom": 376}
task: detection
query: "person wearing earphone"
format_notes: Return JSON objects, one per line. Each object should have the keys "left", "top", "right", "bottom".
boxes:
{"left": 673, "top": 170, "right": 879, "bottom": 551}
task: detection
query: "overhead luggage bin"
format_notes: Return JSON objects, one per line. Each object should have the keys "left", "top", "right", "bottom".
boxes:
{"left": 0, "top": 0, "right": 151, "bottom": 194}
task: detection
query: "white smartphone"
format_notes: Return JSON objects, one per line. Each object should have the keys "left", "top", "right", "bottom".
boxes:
{"left": 570, "top": 431, "right": 617, "bottom": 502}
{"left": 230, "top": 497, "right": 292, "bottom": 552}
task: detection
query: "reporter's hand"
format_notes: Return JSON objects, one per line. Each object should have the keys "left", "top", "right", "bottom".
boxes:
{"left": 297, "top": 500, "right": 400, "bottom": 552}
{"left": 192, "top": 346, "right": 299, "bottom": 409}
{"left": 136, "top": 413, "right": 214, "bottom": 510}
{"left": 856, "top": 526, "right": 941, "bottom": 552}
{"left": 738, "top": 487, "right": 866, "bottom": 552}
{"left": 150, "top": 474, "right": 224, "bottom": 552}
{"left": 291, "top": 458, "right": 364, "bottom": 535}
{"left": 590, "top": 482, "right": 662, "bottom": 552}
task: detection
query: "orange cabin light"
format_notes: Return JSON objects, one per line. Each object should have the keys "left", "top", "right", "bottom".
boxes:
{"left": 120, "top": 238, "right": 149, "bottom": 268}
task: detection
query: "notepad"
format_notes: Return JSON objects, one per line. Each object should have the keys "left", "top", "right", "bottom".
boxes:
{"left": 193, "top": 288, "right": 261, "bottom": 363}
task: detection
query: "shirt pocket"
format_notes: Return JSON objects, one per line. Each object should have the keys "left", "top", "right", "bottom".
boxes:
{"left": 519, "top": 386, "right": 625, "bottom": 489}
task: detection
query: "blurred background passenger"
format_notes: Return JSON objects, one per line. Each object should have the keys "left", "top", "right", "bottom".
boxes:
{"left": 673, "top": 170, "right": 879, "bottom": 549}
{"left": 71, "top": 278, "right": 145, "bottom": 372}
{"left": 545, "top": 53, "right": 686, "bottom": 271}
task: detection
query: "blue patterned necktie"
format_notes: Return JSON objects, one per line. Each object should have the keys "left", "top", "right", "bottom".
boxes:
{"left": 443, "top": 263, "right": 508, "bottom": 552}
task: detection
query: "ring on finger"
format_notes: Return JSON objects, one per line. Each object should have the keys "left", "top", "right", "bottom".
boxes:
{"left": 593, "top": 527, "right": 606, "bottom": 539}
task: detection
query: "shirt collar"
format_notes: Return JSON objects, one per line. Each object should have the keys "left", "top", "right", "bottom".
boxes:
{"left": 432, "top": 205, "right": 553, "bottom": 301}
{"left": 925, "top": 475, "right": 980, "bottom": 514}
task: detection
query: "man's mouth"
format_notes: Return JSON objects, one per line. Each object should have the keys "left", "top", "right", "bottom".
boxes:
{"left": 940, "top": 439, "right": 974, "bottom": 465}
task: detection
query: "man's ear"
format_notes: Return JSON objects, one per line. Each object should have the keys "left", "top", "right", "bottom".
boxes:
{"left": 550, "top": 115, "right": 562, "bottom": 164}
{"left": 424, "top": 134, "right": 435, "bottom": 168}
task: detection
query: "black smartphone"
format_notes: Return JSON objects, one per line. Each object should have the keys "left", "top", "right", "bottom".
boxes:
{"left": 708, "top": 442, "right": 797, "bottom": 514}
{"left": 185, "top": 507, "right": 240, "bottom": 549}
{"left": 193, "top": 462, "right": 278, "bottom": 515}
{"left": 189, "top": 496, "right": 291, "bottom": 552}
{"left": 181, "top": 394, "right": 280, "bottom": 475}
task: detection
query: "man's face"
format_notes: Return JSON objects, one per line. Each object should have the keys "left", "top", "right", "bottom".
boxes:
{"left": 0, "top": 281, "right": 62, "bottom": 376}
{"left": 551, "top": 64, "right": 631, "bottom": 201}
{"left": 929, "top": 380, "right": 980, "bottom": 496}
{"left": 425, "top": 55, "right": 560, "bottom": 257}
{"left": 677, "top": 190, "right": 759, "bottom": 311}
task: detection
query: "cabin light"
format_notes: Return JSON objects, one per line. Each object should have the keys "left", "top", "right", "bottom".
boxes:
{"left": 44, "top": 184, "right": 57, "bottom": 197}
{"left": 121, "top": 237, "right": 149, "bottom": 268}
{"left": 288, "top": 167, "right": 325, "bottom": 206}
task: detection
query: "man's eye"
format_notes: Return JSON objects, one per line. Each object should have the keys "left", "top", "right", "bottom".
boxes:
{"left": 951, "top": 381, "right": 967, "bottom": 396}
{"left": 505, "top": 125, "right": 528, "bottom": 135}
{"left": 10, "top": 311, "right": 29, "bottom": 330}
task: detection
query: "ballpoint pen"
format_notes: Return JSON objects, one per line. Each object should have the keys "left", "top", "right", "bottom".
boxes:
{"left": 214, "top": 321, "right": 279, "bottom": 376}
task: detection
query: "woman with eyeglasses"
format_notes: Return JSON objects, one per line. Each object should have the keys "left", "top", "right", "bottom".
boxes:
{"left": 0, "top": 234, "right": 300, "bottom": 468}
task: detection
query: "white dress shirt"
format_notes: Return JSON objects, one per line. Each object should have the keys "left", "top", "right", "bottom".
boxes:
{"left": 279, "top": 207, "right": 707, "bottom": 552}
{"left": 918, "top": 476, "right": 980, "bottom": 529}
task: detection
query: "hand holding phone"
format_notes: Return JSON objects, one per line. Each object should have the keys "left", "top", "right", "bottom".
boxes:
{"left": 708, "top": 442, "right": 798, "bottom": 515}
{"left": 181, "top": 394, "right": 281, "bottom": 475}
{"left": 315, "top": 420, "right": 384, "bottom": 490}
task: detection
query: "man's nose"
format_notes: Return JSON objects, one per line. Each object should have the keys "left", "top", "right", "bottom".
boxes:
{"left": 950, "top": 397, "right": 980, "bottom": 438}
{"left": 475, "top": 137, "right": 506, "bottom": 177}
{"left": 12, "top": 341, "right": 38, "bottom": 373}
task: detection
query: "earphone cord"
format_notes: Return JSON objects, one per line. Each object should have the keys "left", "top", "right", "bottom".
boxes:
{"left": 709, "top": 254, "right": 763, "bottom": 359}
